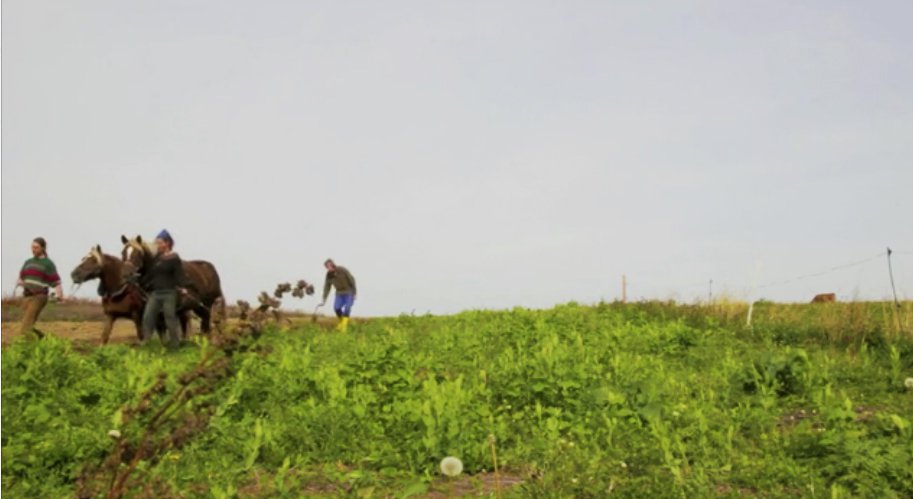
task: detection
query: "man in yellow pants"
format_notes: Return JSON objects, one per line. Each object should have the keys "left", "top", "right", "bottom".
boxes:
{"left": 319, "top": 259, "right": 356, "bottom": 331}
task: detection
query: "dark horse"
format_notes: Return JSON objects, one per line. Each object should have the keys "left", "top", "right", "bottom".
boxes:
{"left": 120, "top": 235, "right": 226, "bottom": 335}
{"left": 70, "top": 245, "right": 189, "bottom": 344}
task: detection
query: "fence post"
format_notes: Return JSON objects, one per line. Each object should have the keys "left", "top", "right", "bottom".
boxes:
{"left": 621, "top": 275, "right": 627, "bottom": 304}
{"left": 887, "top": 247, "right": 900, "bottom": 308}
{"left": 887, "top": 247, "right": 904, "bottom": 334}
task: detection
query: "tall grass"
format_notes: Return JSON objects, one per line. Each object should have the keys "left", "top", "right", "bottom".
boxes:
{"left": 595, "top": 299, "right": 913, "bottom": 345}
{"left": 4, "top": 297, "right": 911, "bottom": 346}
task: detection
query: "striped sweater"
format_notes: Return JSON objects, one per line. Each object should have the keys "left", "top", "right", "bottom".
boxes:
{"left": 20, "top": 257, "right": 61, "bottom": 293}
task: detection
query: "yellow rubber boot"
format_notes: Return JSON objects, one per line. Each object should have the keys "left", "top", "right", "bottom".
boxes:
{"left": 337, "top": 317, "right": 350, "bottom": 332}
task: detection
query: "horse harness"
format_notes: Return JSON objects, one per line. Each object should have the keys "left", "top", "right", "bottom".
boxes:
{"left": 100, "top": 282, "right": 146, "bottom": 306}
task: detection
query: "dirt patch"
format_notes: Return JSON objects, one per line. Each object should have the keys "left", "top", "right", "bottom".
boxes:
{"left": 427, "top": 472, "right": 524, "bottom": 497}
{"left": 2, "top": 320, "right": 140, "bottom": 346}
{"left": 779, "top": 408, "right": 819, "bottom": 430}
{"left": 854, "top": 405, "right": 879, "bottom": 422}
{"left": 236, "top": 469, "right": 524, "bottom": 498}
{"left": 779, "top": 406, "right": 882, "bottom": 431}
{"left": 2, "top": 316, "right": 354, "bottom": 348}
{"left": 714, "top": 483, "right": 759, "bottom": 496}
{"left": 2, "top": 297, "right": 110, "bottom": 322}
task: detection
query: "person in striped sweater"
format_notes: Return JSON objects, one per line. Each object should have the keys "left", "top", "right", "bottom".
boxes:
{"left": 17, "top": 237, "right": 64, "bottom": 336}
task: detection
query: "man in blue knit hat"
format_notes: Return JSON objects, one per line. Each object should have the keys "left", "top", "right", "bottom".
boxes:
{"left": 141, "top": 229, "right": 185, "bottom": 346}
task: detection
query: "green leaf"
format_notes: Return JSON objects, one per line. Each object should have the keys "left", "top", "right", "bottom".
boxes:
{"left": 399, "top": 481, "right": 429, "bottom": 498}
{"left": 111, "top": 408, "right": 123, "bottom": 428}
{"left": 889, "top": 414, "right": 909, "bottom": 433}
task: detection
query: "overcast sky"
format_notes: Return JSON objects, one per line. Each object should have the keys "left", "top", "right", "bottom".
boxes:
{"left": 3, "top": 1, "right": 912, "bottom": 316}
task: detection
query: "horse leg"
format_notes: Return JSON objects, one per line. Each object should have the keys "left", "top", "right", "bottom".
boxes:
{"left": 180, "top": 312, "right": 190, "bottom": 341}
{"left": 101, "top": 315, "right": 115, "bottom": 345}
{"left": 211, "top": 298, "right": 224, "bottom": 334}
{"left": 198, "top": 306, "right": 212, "bottom": 334}
{"left": 218, "top": 295, "right": 226, "bottom": 334}
{"left": 132, "top": 312, "right": 143, "bottom": 342}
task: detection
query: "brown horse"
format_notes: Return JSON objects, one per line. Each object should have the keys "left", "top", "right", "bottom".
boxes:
{"left": 120, "top": 235, "right": 226, "bottom": 334}
{"left": 70, "top": 246, "right": 189, "bottom": 344}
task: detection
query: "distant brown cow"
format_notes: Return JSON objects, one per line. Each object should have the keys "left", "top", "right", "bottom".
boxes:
{"left": 811, "top": 293, "right": 836, "bottom": 303}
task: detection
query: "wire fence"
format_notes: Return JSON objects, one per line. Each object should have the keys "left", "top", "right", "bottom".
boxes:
{"left": 755, "top": 253, "right": 884, "bottom": 290}
{"left": 621, "top": 248, "right": 911, "bottom": 304}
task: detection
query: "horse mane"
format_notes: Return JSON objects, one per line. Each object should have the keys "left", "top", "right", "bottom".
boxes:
{"left": 95, "top": 253, "right": 126, "bottom": 295}
{"left": 126, "top": 237, "right": 158, "bottom": 257}
{"left": 142, "top": 241, "right": 158, "bottom": 257}
{"left": 102, "top": 253, "right": 123, "bottom": 266}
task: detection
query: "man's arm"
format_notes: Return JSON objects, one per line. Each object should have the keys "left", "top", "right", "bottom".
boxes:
{"left": 345, "top": 269, "right": 356, "bottom": 296}
{"left": 16, "top": 262, "right": 25, "bottom": 289}
{"left": 321, "top": 272, "right": 333, "bottom": 303}
{"left": 48, "top": 261, "right": 64, "bottom": 301}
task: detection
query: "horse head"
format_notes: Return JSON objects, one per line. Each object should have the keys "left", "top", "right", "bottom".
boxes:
{"left": 121, "top": 234, "right": 155, "bottom": 281}
{"left": 70, "top": 245, "right": 106, "bottom": 284}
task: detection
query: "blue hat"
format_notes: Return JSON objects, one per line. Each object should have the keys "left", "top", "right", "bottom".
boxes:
{"left": 156, "top": 229, "right": 173, "bottom": 242}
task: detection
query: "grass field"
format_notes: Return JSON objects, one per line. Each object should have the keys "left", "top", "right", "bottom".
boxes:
{"left": 3, "top": 300, "right": 912, "bottom": 497}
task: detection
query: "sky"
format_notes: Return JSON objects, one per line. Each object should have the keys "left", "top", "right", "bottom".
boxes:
{"left": 2, "top": 0, "right": 912, "bottom": 316}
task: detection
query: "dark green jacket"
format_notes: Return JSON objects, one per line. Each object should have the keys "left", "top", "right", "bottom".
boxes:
{"left": 146, "top": 253, "right": 185, "bottom": 292}
{"left": 323, "top": 266, "right": 356, "bottom": 300}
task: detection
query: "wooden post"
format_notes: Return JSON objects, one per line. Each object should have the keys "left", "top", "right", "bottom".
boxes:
{"left": 887, "top": 248, "right": 900, "bottom": 308}
{"left": 887, "top": 247, "right": 904, "bottom": 334}
{"left": 622, "top": 275, "right": 627, "bottom": 304}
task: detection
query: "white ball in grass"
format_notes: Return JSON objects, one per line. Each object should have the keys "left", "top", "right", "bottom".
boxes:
{"left": 107, "top": 429, "right": 122, "bottom": 439}
{"left": 440, "top": 456, "right": 463, "bottom": 477}
{"left": 904, "top": 377, "right": 913, "bottom": 390}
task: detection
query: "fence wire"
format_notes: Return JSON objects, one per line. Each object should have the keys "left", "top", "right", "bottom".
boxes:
{"left": 756, "top": 252, "right": 885, "bottom": 290}
{"left": 622, "top": 248, "right": 909, "bottom": 301}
